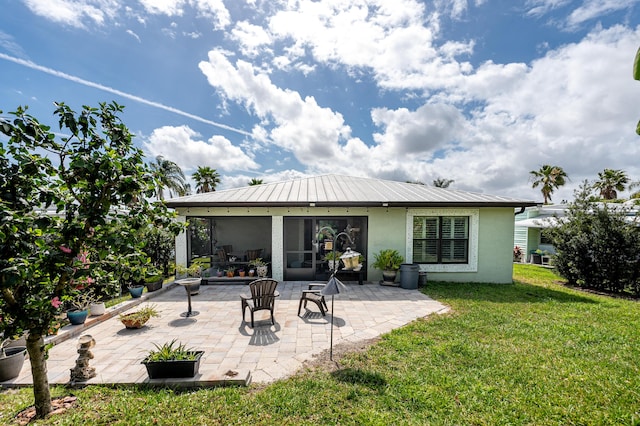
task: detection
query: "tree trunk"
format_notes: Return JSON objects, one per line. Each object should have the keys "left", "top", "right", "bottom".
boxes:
{"left": 26, "top": 333, "right": 52, "bottom": 418}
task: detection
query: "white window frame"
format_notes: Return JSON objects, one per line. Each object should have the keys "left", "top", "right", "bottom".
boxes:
{"left": 406, "top": 208, "right": 479, "bottom": 273}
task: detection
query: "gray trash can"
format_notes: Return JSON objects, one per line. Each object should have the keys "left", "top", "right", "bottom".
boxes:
{"left": 418, "top": 271, "right": 427, "bottom": 287}
{"left": 399, "top": 263, "right": 419, "bottom": 289}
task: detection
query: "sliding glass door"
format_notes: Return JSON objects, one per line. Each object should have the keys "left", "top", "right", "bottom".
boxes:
{"left": 284, "top": 217, "right": 367, "bottom": 281}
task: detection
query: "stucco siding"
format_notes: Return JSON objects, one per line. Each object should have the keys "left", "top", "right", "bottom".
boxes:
{"left": 426, "top": 208, "right": 514, "bottom": 283}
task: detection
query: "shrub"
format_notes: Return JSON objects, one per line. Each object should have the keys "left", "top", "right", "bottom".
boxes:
{"left": 546, "top": 182, "right": 640, "bottom": 295}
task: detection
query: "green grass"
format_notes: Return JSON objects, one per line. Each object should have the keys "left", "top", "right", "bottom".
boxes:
{"left": 2, "top": 264, "right": 640, "bottom": 425}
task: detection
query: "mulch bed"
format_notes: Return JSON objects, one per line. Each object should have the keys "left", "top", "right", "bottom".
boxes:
{"left": 14, "top": 396, "right": 77, "bottom": 425}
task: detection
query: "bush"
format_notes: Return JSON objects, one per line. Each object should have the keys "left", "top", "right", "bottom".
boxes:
{"left": 141, "top": 226, "right": 176, "bottom": 276}
{"left": 547, "top": 182, "right": 640, "bottom": 295}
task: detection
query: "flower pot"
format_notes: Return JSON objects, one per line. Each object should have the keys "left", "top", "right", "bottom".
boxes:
{"left": 67, "top": 309, "right": 89, "bottom": 325}
{"left": 120, "top": 312, "right": 150, "bottom": 329}
{"left": 146, "top": 278, "right": 163, "bottom": 292}
{"left": 89, "top": 302, "right": 106, "bottom": 316}
{"left": 129, "top": 285, "right": 144, "bottom": 298}
{"left": 381, "top": 270, "right": 397, "bottom": 284}
{"left": 248, "top": 269, "right": 255, "bottom": 277}
{"left": 142, "top": 351, "right": 204, "bottom": 379}
{"left": 256, "top": 265, "right": 268, "bottom": 278}
{"left": 0, "top": 346, "right": 27, "bottom": 382}
{"left": 238, "top": 270, "right": 246, "bottom": 277}
{"left": 226, "top": 271, "right": 235, "bottom": 277}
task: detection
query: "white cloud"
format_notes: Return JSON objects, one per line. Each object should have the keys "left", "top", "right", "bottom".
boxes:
{"left": 191, "top": 0, "right": 231, "bottom": 29}
{"left": 143, "top": 125, "right": 260, "bottom": 173}
{"left": 230, "top": 21, "right": 273, "bottom": 57}
{"left": 126, "top": 29, "right": 141, "bottom": 42}
{"left": 138, "top": 0, "right": 185, "bottom": 16}
{"left": 371, "top": 104, "right": 465, "bottom": 156}
{"left": 199, "top": 49, "right": 350, "bottom": 165}
{"left": 23, "top": 0, "right": 120, "bottom": 29}
{"left": 265, "top": 0, "right": 472, "bottom": 90}
{"left": 567, "top": 0, "right": 640, "bottom": 28}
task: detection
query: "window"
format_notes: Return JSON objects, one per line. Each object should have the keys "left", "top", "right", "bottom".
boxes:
{"left": 413, "top": 216, "right": 469, "bottom": 264}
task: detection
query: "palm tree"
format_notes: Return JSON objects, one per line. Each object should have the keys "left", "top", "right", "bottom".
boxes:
{"left": 248, "top": 178, "right": 263, "bottom": 186}
{"left": 529, "top": 165, "right": 568, "bottom": 204}
{"left": 149, "top": 155, "right": 187, "bottom": 200}
{"left": 433, "top": 178, "right": 454, "bottom": 188}
{"left": 192, "top": 166, "right": 221, "bottom": 193}
{"left": 628, "top": 180, "right": 640, "bottom": 199}
{"left": 593, "top": 169, "right": 628, "bottom": 200}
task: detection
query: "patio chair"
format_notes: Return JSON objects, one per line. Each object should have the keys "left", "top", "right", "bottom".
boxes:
{"left": 240, "top": 279, "right": 279, "bottom": 327}
{"left": 215, "top": 248, "right": 229, "bottom": 268}
{"left": 246, "top": 248, "right": 262, "bottom": 261}
{"left": 297, "top": 283, "right": 328, "bottom": 316}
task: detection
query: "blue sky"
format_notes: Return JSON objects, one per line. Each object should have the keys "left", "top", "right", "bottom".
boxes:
{"left": 1, "top": 0, "right": 639, "bottom": 203}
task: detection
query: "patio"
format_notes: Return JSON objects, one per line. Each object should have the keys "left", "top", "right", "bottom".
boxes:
{"left": 5, "top": 281, "right": 448, "bottom": 387}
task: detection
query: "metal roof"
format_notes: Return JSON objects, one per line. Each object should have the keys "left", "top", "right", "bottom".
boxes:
{"left": 165, "top": 174, "right": 536, "bottom": 208}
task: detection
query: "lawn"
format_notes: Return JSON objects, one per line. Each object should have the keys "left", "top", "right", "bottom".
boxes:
{"left": 1, "top": 264, "right": 639, "bottom": 425}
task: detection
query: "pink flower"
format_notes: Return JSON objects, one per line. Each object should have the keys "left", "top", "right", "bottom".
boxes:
{"left": 51, "top": 297, "right": 62, "bottom": 308}
{"left": 59, "top": 246, "right": 72, "bottom": 254}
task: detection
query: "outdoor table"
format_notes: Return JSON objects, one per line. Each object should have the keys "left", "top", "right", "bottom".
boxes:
{"left": 176, "top": 278, "right": 201, "bottom": 317}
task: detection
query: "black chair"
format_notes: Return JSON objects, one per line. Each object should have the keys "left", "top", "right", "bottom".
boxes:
{"left": 240, "top": 279, "right": 279, "bottom": 327}
{"left": 297, "top": 283, "right": 328, "bottom": 316}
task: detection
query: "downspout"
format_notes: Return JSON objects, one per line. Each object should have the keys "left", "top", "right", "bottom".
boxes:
{"left": 515, "top": 206, "right": 525, "bottom": 216}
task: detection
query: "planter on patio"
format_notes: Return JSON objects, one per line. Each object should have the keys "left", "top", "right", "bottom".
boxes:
{"left": 142, "top": 340, "right": 203, "bottom": 379}
{"left": 66, "top": 309, "right": 89, "bottom": 325}
{"left": 0, "top": 346, "right": 27, "bottom": 382}
{"left": 128, "top": 285, "right": 144, "bottom": 298}
{"left": 119, "top": 305, "right": 159, "bottom": 329}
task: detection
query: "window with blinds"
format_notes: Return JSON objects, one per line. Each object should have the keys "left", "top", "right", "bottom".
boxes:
{"left": 413, "top": 216, "right": 469, "bottom": 264}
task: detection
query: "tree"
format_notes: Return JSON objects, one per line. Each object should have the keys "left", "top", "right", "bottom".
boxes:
{"left": 149, "top": 155, "right": 187, "bottom": 200}
{"left": 547, "top": 181, "right": 640, "bottom": 295}
{"left": 634, "top": 46, "right": 640, "bottom": 135}
{"left": 529, "top": 165, "right": 568, "bottom": 204}
{"left": 192, "top": 166, "right": 221, "bottom": 193}
{"left": 629, "top": 181, "right": 640, "bottom": 199}
{"left": 248, "top": 178, "right": 263, "bottom": 186}
{"left": 433, "top": 178, "right": 454, "bottom": 188}
{"left": 0, "top": 102, "right": 182, "bottom": 418}
{"left": 593, "top": 168, "right": 628, "bottom": 200}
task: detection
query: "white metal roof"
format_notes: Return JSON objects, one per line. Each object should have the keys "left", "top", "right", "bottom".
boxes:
{"left": 165, "top": 174, "right": 536, "bottom": 208}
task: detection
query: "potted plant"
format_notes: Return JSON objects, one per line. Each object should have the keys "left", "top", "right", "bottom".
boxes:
{"left": 249, "top": 258, "right": 269, "bottom": 278}
{"left": 144, "top": 267, "right": 164, "bottom": 292}
{"left": 141, "top": 339, "right": 204, "bottom": 379}
{"left": 65, "top": 292, "right": 93, "bottom": 325}
{"left": 0, "top": 338, "right": 27, "bottom": 382}
{"left": 323, "top": 251, "right": 343, "bottom": 272}
{"left": 128, "top": 284, "right": 144, "bottom": 298}
{"left": 238, "top": 268, "right": 246, "bottom": 277}
{"left": 119, "top": 304, "right": 160, "bottom": 329}
{"left": 372, "top": 249, "right": 404, "bottom": 284}
{"left": 225, "top": 267, "right": 236, "bottom": 277}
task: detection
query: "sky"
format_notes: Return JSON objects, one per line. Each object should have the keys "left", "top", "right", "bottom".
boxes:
{"left": 1, "top": 0, "right": 640, "bottom": 203}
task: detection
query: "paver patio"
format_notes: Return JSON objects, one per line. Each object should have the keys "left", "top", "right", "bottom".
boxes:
{"left": 4, "top": 281, "right": 448, "bottom": 387}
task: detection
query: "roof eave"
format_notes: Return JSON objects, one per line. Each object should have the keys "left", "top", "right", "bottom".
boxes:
{"left": 165, "top": 200, "right": 538, "bottom": 209}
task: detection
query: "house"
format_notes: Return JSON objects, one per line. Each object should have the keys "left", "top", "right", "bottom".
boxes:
{"left": 514, "top": 201, "right": 640, "bottom": 264}
{"left": 514, "top": 204, "right": 565, "bottom": 263}
{"left": 165, "top": 174, "right": 536, "bottom": 284}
